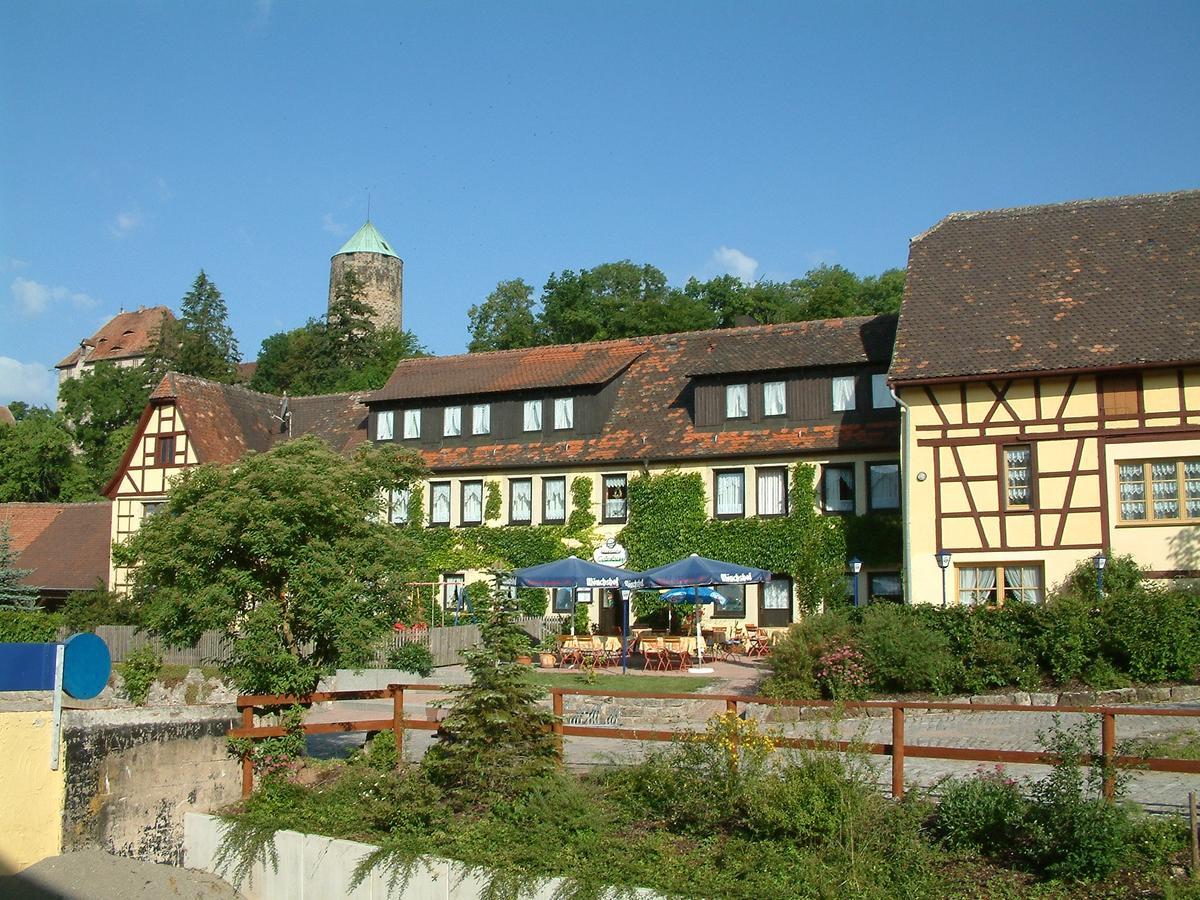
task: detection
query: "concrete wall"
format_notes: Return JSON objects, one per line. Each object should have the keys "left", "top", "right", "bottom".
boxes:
{"left": 62, "top": 707, "right": 240, "bottom": 864}
{"left": 0, "top": 708, "right": 65, "bottom": 874}
{"left": 185, "top": 813, "right": 657, "bottom": 900}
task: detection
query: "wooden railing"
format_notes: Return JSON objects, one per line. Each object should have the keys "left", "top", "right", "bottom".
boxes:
{"left": 229, "top": 684, "right": 1200, "bottom": 799}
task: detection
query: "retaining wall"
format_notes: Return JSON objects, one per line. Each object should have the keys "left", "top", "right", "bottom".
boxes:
{"left": 0, "top": 707, "right": 65, "bottom": 874}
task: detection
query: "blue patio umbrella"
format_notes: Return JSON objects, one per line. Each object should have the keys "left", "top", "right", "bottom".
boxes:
{"left": 513, "top": 555, "right": 645, "bottom": 637}
{"left": 643, "top": 555, "right": 773, "bottom": 665}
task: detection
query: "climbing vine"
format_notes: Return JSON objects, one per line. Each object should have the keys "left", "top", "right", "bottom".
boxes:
{"left": 484, "top": 480, "right": 502, "bottom": 521}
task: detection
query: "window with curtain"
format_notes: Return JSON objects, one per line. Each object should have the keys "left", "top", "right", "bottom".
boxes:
{"left": 871, "top": 374, "right": 896, "bottom": 409}
{"left": 823, "top": 465, "right": 855, "bottom": 513}
{"left": 603, "top": 474, "right": 627, "bottom": 522}
{"left": 542, "top": 477, "right": 566, "bottom": 523}
{"left": 471, "top": 403, "right": 490, "bottom": 435}
{"left": 376, "top": 410, "right": 394, "bottom": 441}
{"left": 430, "top": 482, "right": 451, "bottom": 525}
{"left": 762, "top": 579, "right": 791, "bottom": 610}
{"left": 763, "top": 381, "right": 786, "bottom": 416}
{"left": 461, "top": 480, "right": 483, "bottom": 525}
{"left": 959, "top": 564, "right": 1042, "bottom": 606}
{"left": 523, "top": 399, "right": 542, "bottom": 431}
{"left": 1003, "top": 566, "right": 1042, "bottom": 604}
{"left": 442, "top": 574, "right": 465, "bottom": 610}
{"left": 832, "top": 375, "right": 856, "bottom": 412}
{"left": 868, "top": 572, "right": 903, "bottom": 602}
{"left": 726, "top": 383, "right": 748, "bottom": 418}
{"left": 868, "top": 463, "right": 900, "bottom": 511}
{"left": 1005, "top": 445, "right": 1032, "bottom": 508}
{"left": 554, "top": 397, "right": 574, "bottom": 429}
{"left": 443, "top": 406, "right": 462, "bottom": 437}
{"left": 756, "top": 467, "right": 787, "bottom": 517}
{"left": 1117, "top": 458, "right": 1200, "bottom": 523}
{"left": 1152, "top": 461, "right": 1180, "bottom": 519}
{"left": 510, "top": 479, "right": 532, "bottom": 523}
{"left": 712, "top": 585, "right": 746, "bottom": 618}
{"left": 403, "top": 409, "right": 421, "bottom": 439}
{"left": 715, "top": 470, "right": 745, "bottom": 518}
{"left": 388, "top": 487, "right": 410, "bottom": 525}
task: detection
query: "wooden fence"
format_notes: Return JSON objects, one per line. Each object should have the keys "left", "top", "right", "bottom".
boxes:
{"left": 229, "top": 684, "right": 1200, "bottom": 799}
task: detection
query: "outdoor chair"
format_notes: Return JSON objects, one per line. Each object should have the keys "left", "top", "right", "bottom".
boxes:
{"left": 641, "top": 635, "right": 665, "bottom": 670}
{"left": 557, "top": 635, "right": 582, "bottom": 668}
{"left": 663, "top": 638, "right": 690, "bottom": 670}
{"left": 746, "top": 630, "right": 772, "bottom": 658}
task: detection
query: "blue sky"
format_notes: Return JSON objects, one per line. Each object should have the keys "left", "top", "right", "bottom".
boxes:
{"left": 2, "top": 1, "right": 1197, "bottom": 407}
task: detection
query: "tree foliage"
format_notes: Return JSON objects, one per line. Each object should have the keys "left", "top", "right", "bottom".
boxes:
{"left": 58, "top": 361, "right": 154, "bottom": 494}
{"left": 251, "top": 271, "right": 426, "bottom": 395}
{"left": 0, "top": 407, "right": 83, "bottom": 502}
{"left": 150, "top": 270, "right": 240, "bottom": 382}
{"left": 0, "top": 523, "right": 39, "bottom": 608}
{"left": 113, "top": 436, "right": 428, "bottom": 693}
{"left": 467, "top": 260, "right": 905, "bottom": 350}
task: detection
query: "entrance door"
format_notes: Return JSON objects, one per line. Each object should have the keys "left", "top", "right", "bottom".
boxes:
{"left": 758, "top": 576, "right": 793, "bottom": 628}
{"left": 597, "top": 589, "right": 626, "bottom": 635}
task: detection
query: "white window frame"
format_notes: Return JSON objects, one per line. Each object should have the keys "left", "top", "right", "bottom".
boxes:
{"left": 443, "top": 406, "right": 462, "bottom": 437}
{"left": 726, "top": 383, "right": 748, "bottom": 419}
{"left": 471, "top": 403, "right": 490, "bottom": 435}
{"left": 375, "top": 410, "right": 394, "bottom": 441}
{"left": 832, "top": 375, "right": 856, "bottom": 412}
{"left": 523, "top": 399, "right": 542, "bottom": 432}
{"left": 403, "top": 408, "right": 421, "bottom": 440}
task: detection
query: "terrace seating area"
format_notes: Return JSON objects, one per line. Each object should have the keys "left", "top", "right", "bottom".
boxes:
{"left": 550, "top": 626, "right": 784, "bottom": 670}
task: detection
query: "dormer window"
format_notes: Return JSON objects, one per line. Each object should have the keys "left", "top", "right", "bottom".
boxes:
{"left": 443, "top": 406, "right": 462, "bottom": 437}
{"left": 523, "top": 399, "right": 542, "bottom": 432}
{"left": 832, "top": 375, "right": 856, "bottom": 412}
{"left": 553, "top": 397, "right": 574, "bottom": 430}
{"left": 472, "top": 403, "right": 490, "bottom": 435}
{"left": 763, "top": 381, "right": 786, "bottom": 417}
{"left": 726, "top": 384, "right": 748, "bottom": 419}
{"left": 375, "top": 410, "right": 394, "bottom": 441}
{"left": 403, "top": 409, "right": 421, "bottom": 439}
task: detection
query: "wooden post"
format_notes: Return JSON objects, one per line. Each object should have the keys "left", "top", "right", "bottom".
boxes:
{"left": 891, "top": 706, "right": 905, "bottom": 800}
{"left": 1101, "top": 713, "right": 1116, "bottom": 801}
{"left": 552, "top": 689, "right": 564, "bottom": 765}
{"left": 392, "top": 685, "right": 405, "bottom": 763}
{"left": 1190, "top": 791, "right": 1198, "bottom": 879}
{"left": 241, "top": 706, "right": 254, "bottom": 798}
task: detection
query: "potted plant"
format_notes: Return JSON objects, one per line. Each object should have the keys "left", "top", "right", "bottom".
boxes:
{"left": 536, "top": 636, "right": 558, "bottom": 669}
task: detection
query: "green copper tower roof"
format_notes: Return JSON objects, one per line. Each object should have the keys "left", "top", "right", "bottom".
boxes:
{"left": 333, "top": 221, "right": 400, "bottom": 258}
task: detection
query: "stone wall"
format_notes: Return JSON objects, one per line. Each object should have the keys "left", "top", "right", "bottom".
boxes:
{"left": 329, "top": 251, "right": 403, "bottom": 332}
{"left": 62, "top": 707, "right": 240, "bottom": 864}
{"left": 0, "top": 707, "right": 65, "bottom": 873}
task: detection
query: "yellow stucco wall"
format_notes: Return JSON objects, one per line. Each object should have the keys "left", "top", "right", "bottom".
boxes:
{"left": 900, "top": 368, "right": 1200, "bottom": 605}
{"left": 0, "top": 710, "right": 65, "bottom": 874}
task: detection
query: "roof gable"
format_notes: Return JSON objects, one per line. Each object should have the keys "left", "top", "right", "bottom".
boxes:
{"left": 57, "top": 306, "right": 174, "bottom": 368}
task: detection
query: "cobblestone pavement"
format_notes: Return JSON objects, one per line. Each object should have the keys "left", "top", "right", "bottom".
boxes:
{"left": 304, "top": 693, "right": 1199, "bottom": 816}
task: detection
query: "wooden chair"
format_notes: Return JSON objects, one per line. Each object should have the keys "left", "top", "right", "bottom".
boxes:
{"left": 663, "top": 637, "right": 690, "bottom": 670}
{"left": 746, "top": 628, "right": 772, "bottom": 658}
{"left": 641, "top": 635, "right": 663, "bottom": 670}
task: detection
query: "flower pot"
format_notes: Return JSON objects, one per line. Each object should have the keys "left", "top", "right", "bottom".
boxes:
{"left": 516, "top": 655, "right": 533, "bottom": 666}
{"left": 539, "top": 652, "right": 557, "bottom": 668}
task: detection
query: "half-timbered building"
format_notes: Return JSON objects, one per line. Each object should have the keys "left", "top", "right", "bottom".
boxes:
{"left": 890, "top": 190, "right": 1200, "bottom": 605}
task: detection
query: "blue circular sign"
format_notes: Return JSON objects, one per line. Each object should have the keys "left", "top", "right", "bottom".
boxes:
{"left": 62, "top": 632, "right": 112, "bottom": 700}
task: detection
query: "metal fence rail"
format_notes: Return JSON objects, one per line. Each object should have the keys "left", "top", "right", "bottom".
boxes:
{"left": 228, "top": 684, "right": 1200, "bottom": 799}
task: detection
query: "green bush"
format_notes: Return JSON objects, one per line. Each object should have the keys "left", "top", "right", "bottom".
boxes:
{"left": 932, "top": 765, "right": 1028, "bottom": 852}
{"left": 1033, "top": 593, "right": 1101, "bottom": 684}
{"left": 1101, "top": 587, "right": 1200, "bottom": 683}
{"left": 761, "top": 609, "right": 854, "bottom": 698}
{"left": 387, "top": 641, "right": 434, "bottom": 677}
{"left": 364, "top": 729, "right": 398, "bottom": 772}
{"left": 857, "top": 603, "right": 954, "bottom": 694}
{"left": 0, "top": 608, "right": 62, "bottom": 642}
{"left": 119, "top": 644, "right": 160, "bottom": 705}
{"left": 60, "top": 583, "right": 138, "bottom": 632}
{"left": 1063, "top": 552, "right": 1144, "bottom": 602}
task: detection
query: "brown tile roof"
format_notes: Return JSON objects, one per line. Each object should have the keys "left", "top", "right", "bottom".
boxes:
{"left": 373, "top": 318, "right": 899, "bottom": 472}
{"left": 890, "top": 190, "right": 1200, "bottom": 384}
{"left": 56, "top": 306, "right": 174, "bottom": 369}
{"left": 0, "top": 502, "right": 111, "bottom": 591}
{"left": 372, "top": 343, "right": 646, "bottom": 402}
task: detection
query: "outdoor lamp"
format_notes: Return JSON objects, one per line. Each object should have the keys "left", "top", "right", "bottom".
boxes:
{"left": 935, "top": 549, "right": 952, "bottom": 608}
{"left": 1094, "top": 551, "right": 1108, "bottom": 598}
{"left": 848, "top": 558, "right": 862, "bottom": 607}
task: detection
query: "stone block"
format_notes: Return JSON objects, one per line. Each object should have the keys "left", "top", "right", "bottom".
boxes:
{"left": 1096, "top": 688, "right": 1136, "bottom": 706}
{"left": 970, "top": 694, "right": 1015, "bottom": 706}
{"left": 1012, "top": 692, "right": 1032, "bottom": 706}
{"left": 1058, "top": 691, "right": 1098, "bottom": 707}
{"left": 1029, "top": 693, "right": 1059, "bottom": 707}
{"left": 1135, "top": 686, "right": 1172, "bottom": 703}
{"left": 1170, "top": 685, "right": 1200, "bottom": 702}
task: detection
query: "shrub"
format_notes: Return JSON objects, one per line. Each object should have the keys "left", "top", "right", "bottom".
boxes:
{"left": 1033, "top": 593, "right": 1101, "bottom": 684}
{"left": 932, "top": 765, "right": 1028, "bottom": 852}
{"left": 388, "top": 641, "right": 434, "bottom": 677}
{"left": 857, "top": 603, "right": 954, "bottom": 694}
{"left": 364, "top": 729, "right": 399, "bottom": 772}
{"left": 815, "top": 641, "right": 871, "bottom": 700}
{"left": 762, "top": 609, "right": 854, "bottom": 699}
{"left": 0, "top": 607, "right": 62, "bottom": 642}
{"left": 119, "top": 644, "right": 160, "bottom": 705}
{"left": 1062, "top": 552, "right": 1144, "bottom": 602}
{"left": 60, "top": 582, "right": 138, "bottom": 632}
{"left": 1101, "top": 587, "right": 1200, "bottom": 683}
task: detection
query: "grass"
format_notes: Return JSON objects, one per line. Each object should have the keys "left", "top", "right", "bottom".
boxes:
{"left": 1125, "top": 729, "right": 1200, "bottom": 761}
{"left": 524, "top": 670, "right": 719, "bottom": 693}
{"left": 158, "top": 663, "right": 225, "bottom": 687}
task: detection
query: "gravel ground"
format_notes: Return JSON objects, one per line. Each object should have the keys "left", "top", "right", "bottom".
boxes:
{"left": 0, "top": 850, "right": 243, "bottom": 900}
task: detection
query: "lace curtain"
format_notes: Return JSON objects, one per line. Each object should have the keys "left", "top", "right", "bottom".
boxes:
{"left": 462, "top": 482, "right": 482, "bottom": 522}
{"left": 403, "top": 409, "right": 421, "bottom": 439}
{"left": 376, "top": 411, "right": 394, "bottom": 441}
{"left": 511, "top": 481, "right": 532, "bottom": 520}
{"left": 524, "top": 400, "right": 542, "bottom": 431}
{"left": 388, "top": 487, "right": 409, "bottom": 524}
{"left": 472, "top": 403, "right": 490, "bottom": 434}
{"left": 716, "top": 472, "right": 744, "bottom": 515}
{"left": 432, "top": 484, "right": 451, "bottom": 523}
{"left": 544, "top": 479, "right": 566, "bottom": 520}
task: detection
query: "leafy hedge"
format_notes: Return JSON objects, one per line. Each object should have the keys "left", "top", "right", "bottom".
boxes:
{"left": 0, "top": 608, "right": 63, "bottom": 642}
{"left": 766, "top": 556, "right": 1200, "bottom": 698}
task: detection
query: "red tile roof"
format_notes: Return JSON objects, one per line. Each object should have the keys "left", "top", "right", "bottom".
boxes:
{"left": 56, "top": 306, "right": 174, "bottom": 368}
{"left": 891, "top": 190, "right": 1200, "bottom": 384}
{"left": 0, "top": 502, "right": 111, "bottom": 591}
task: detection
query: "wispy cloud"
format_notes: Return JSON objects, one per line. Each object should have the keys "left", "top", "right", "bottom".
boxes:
{"left": 323, "top": 213, "right": 348, "bottom": 237}
{"left": 11, "top": 277, "right": 98, "bottom": 317}
{"left": 710, "top": 246, "right": 759, "bottom": 283}
{"left": 108, "top": 208, "right": 144, "bottom": 239}
{"left": 0, "top": 356, "right": 57, "bottom": 408}
{"left": 2, "top": 257, "right": 29, "bottom": 273}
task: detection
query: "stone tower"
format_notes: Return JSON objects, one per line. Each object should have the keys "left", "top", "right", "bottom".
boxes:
{"left": 327, "top": 221, "right": 403, "bottom": 331}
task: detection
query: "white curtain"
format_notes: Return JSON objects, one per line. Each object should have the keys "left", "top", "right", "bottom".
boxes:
{"left": 870, "top": 464, "right": 900, "bottom": 509}
{"left": 544, "top": 479, "right": 566, "bottom": 520}
{"left": 824, "top": 467, "right": 855, "bottom": 512}
{"left": 511, "top": 481, "right": 532, "bottom": 520}
{"left": 958, "top": 567, "right": 995, "bottom": 606}
{"left": 392, "top": 488, "right": 410, "bottom": 524}
{"left": 763, "top": 381, "right": 786, "bottom": 416}
{"left": 432, "top": 484, "right": 450, "bottom": 523}
{"left": 871, "top": 374, "right": 896, "bottom": 409}
{"left": 870, "top": 574, "right": 902, "bottom": 599}
{"left": 757, "top": 469, "right": 785, "bottom": 515}
{"left": 524, "top": 400, "right": 542, "bottom": 431}
{"left": 376, "top": 411, "right": 394, "bottom": 441}
{"left": 726, "top": 384, "right": 748, "bottom": 418}
{"left": 1004, "top": 566, "right": 1041, "bottom": 604}
{"left": 716, "top": 472, "right": 744, "bottom": 515}
{"left": 1151, "top": 461, "right": 1180, "bottom": 519}
{"left": 403, "top": 408, "right": 421, "bottom": 439}
{"left": 443, "top": 406, "right": 462, "bottom": 437}
{"left": 463, "top": 482, "right": 482, "bottom": 522}
{"left": 1185, "top": 460, "right": 1200, "bottom": 518}
{"left": 762, "top": 580, "right": 790, "bottom": 610}
{"left": 1118, "top": 463, "right": 1146, "bottom": 520}
{"left": 604, "top": 476, "right": 626, "bottom": 520}
{"left": 832, "top": 375, "right": 856, "bottom": 412}
{"left": 443, "top": 577, "right": 464, "bottom": 609}
{"left": 554, "top": 397, "right": 574, "bottom": 429}
{"left": 472, "top": 403, "right": 490, "bottom": 435}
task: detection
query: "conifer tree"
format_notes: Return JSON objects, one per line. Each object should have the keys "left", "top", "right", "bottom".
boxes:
{"left": 0, "top": 523, "right": 39, "bottom": 608}
{"left": 150, "top": 271, "right": 240, "bottom": 382}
